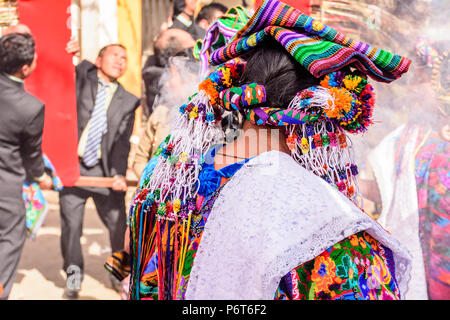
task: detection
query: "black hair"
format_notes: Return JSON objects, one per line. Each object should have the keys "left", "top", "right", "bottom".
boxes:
{"left": 239, "top": 38, "right": 320, "bottom": 107}
{"left": 196, "top": 2, "right": 228, "bottom": 24}
{"left": 0, "top": 33, "right": 35, "bottom": 75}
{"left": 221, "top": 38, "right": 320, "bottom": 139}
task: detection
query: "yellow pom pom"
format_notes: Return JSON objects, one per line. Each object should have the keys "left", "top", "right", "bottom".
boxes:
{"left": 179, "top": 152, "right": 188, "bottom": 163}
{"left": 343, "top": 76, "right": 362, "bottom": 92}
{"left": 173, "top": 199, "right": 181, "bottom": 213}
{"left": 325, "top": 87, "right": 353, "bottom": 119}
{"left": 189, "top": 106, "right": 198, "bottom": 119}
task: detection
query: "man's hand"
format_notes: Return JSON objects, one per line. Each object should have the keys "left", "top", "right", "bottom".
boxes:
{"left": 38, "top": 173, "right": 53, "bottom": 190}
{"left": 65, "top": 38, "right": 80, "bottom": 57}
{"left": 112, "top": 175, "right": 128, "bottom": 192}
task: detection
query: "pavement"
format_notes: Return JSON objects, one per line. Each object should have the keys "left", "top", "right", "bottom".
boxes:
{"left": 9, "top": 188, "right": 136, "bottom": 300}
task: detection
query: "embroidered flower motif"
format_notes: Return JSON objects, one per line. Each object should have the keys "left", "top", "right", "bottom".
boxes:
{"left": 363, "top": 232, "right": 379, "bottom": 251}
{"left": 349, "top": 234, "right": 359, "bottom": 247}
{"left": 244, "top": 86, "right": 254, "bottom": 105}
{"left": 358, "top": 236, "right": 367, "bottom": 249}
{"left": 311, "top": 254, "right": 337, "bottom": 293}
{"left": 336, "top": 254, "right": 359, "bottom": 291}
{"left": 374, "top": 254, "right": 391, "bottom": 285}
{"left": 255, "top": 85, "right": 265, "bottom": 103}
{"left": 367, "top": 264, "right": 382, "bottom": 290}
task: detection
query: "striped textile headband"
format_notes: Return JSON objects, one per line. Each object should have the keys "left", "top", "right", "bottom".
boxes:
{"left": 218, "top": 70, "right": 375, "bottom": 134}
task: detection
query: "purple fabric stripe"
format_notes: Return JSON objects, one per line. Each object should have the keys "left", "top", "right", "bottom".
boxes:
{"left": 251, "top": 107, "right": 270, "bottom": 122}
{"left": 276, "top": 28, "right": 308, "bottom": 45}
{"left": 250, "top": 0, "right": 279, "bottom": 36}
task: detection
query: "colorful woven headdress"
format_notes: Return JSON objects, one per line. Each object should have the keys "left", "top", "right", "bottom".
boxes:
{"left": 210, "top": 0, "right": 411, "bottom": 83}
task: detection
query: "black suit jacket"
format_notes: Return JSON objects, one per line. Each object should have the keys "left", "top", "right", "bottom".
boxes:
{"left": 0, "top": 73, "right": 45, "bottom": 199}
{"left": 75, "top": 60, "right": 140, "bottom": 177}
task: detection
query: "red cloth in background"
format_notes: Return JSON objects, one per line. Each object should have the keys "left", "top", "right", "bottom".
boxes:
{"left": 18, "top": 0, "right": 79, "bottom": 186}
{"left": 254, "top": 0, "right": 311, "bottom": 15}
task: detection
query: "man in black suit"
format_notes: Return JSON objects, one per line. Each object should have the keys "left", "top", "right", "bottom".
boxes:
{"left": 59, "top": 44, "right": 140, "bottom": 299}
{"left": 0, "top": 33, "right": 53, "bottom": 300}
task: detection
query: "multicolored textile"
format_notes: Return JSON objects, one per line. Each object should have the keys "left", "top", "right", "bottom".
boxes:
{"left": 193, "top": 6, "right": 252, "bottom": 77}
{"left": 275, "top": 231, "right": 401, "bottom": 300}
{"left": 135, "top": 149, "right": 400, "bottom": 300}
{"left": 132, "top": 147, "right": 250, "bottom": 299}
{"left": 218, "top": 70, "right": 375, "bottom": 134}
{"left": 415, "top": 129, "right": 450, "bottom": 299}
{"left": 22, "top": 154, "right": 63, "bottom": 240}
{"left": 210, "top": 0, "right": 411, "bottom": 83}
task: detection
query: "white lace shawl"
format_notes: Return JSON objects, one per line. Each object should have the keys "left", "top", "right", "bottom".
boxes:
{"left": 186, "top": 150, "right": 412, "bottom": 300}
{"left": 368, "top": 125, "right": 428, "bottom": 300}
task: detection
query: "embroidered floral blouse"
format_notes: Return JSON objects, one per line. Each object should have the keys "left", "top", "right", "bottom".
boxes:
{"left": 137, "top": 151, "right": 401, "bottom": 300}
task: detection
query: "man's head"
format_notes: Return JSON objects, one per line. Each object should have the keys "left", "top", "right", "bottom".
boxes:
{"left": 154, "top": 28, "right": 195, "bottom": 67}
{"left": 95, "top": 44, "right": 127, "bottom": 82}
{"left": 196, "top": 2, "right": 227, "bottom": 30}
{"left": 3, "top": 24, "right": 32, "bottom": 36}
{"left": 0, "top": 33, "right": 37, "bottom": 79}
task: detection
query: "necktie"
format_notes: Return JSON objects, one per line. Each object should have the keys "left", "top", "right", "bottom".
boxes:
{"left": 82, "top": 82, "right": 108, "bottom": 167}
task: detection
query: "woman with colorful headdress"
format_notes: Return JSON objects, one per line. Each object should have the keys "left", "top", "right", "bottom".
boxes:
{"left": 364, "top": 38, "right": 449, "bottom": 300}
{"left": 128, "top": 0, "right": 412, "bottom": 300}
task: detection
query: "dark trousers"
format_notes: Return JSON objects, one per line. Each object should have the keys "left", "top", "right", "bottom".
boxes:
{"left": 58, "top": 161, "right": 126, "bottom": 277}
{"left": 0, "top": 197, "right": 27, "bottom": 300}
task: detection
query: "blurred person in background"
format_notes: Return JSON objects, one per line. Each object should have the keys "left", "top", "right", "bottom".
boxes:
{"left": 360, "top": 38, "right": 449, "bottom": 300}
{"left": 142, "top": 28, "right": 195, "bottom": 116}
{"left": 0, "top": 24, "right": 31, "bottom": 37}
{"left": 138, "top": 28, "right": 197, "bottom": 178}
{"left": 59, "top": 43, "right": 140, "bottom": 299}
{"left": 170, "top": 0, "right": 205, "bottom": 40}
{"left": 0, "top": 32, "right": 53, "bottom": 300}
{"left": 195, "top": 2, "right": 228, "bottom": 31}
{"left": 104, "top": 30, "right": 199, "bottom": 296}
